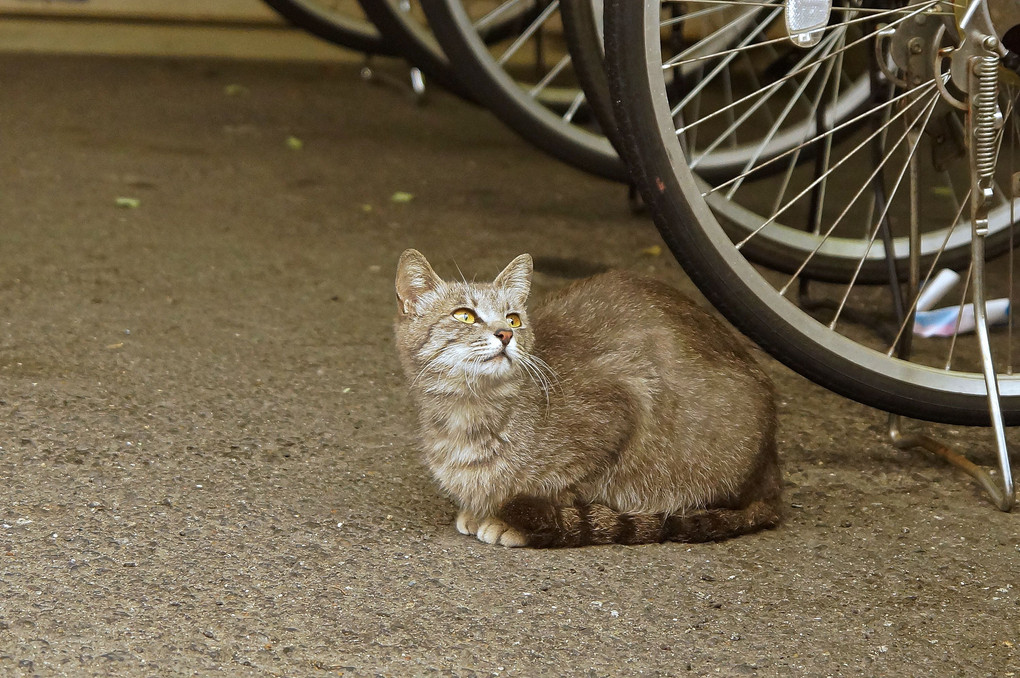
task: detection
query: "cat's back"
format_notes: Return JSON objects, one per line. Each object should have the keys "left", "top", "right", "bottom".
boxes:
{"left": 531, "top": 270, "right": 777, "bottom": 514}
{"left": 533, "top": 270, "right": 764, "bottom": 378}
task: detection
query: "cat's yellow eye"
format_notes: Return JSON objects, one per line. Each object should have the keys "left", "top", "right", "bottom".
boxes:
{"left": 452, "top": 308, "right": 477, "bottom": 324}
{"left": 506, "top": 313, "right": 522, "bottom": 328}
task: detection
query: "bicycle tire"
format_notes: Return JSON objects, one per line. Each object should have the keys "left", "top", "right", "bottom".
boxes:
{"left": 605, "top": 0, "right": 1020, "bottom": 425}
{"left": 559, "top": 0, "right": 625, "bottom": 155}
{"left": 262, "top": 0, "right": 396, "bottom": 56}
{"left": 420, "top": 0, "right": 630, "bottom": 182}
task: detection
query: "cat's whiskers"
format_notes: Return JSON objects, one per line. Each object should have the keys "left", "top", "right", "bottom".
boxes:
{"left": 464, "top": 353, "right": 496, "bottom": 386}
{"left": 415, "top": 340, "right": 494, "bottom": 392}
{"left": 528, "top": 354, "right": 558, "bottom": 381}
{"left": 524, "top": 353, "right": 559, "bottom": 388}
{"left": 411, "top": 353, "right": 439, "bottom": 387}
{"left": 411, "top": 347, "right": 454, "bottom": 391}
{"left": 519, "top": 351, "right": 560, "bottom": 407}
{"left": 517, "top": 353, "right": 551, "bottom": 407}
{"left": 462, "top": 363, "right": 484, "bottom": 399}
{"left": 452, "top": 260, "right": 472, "bottom": 287}
{"left": 457, "top": 342, "right": 556, "bottom": 410}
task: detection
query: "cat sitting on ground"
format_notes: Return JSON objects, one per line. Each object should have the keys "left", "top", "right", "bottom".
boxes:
{"left": 394, "top": 249, "right": 783, "bottom": 547}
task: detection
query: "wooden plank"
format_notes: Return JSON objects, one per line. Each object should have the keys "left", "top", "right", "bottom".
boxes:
{"left": 0, "top": 0, "right": 283, "bottom": 23}
{"left": 0, "top": 0, "right": 373, "bottom": 60}
{"left": 0, "top": 17, "right": 360, "bottom": 61}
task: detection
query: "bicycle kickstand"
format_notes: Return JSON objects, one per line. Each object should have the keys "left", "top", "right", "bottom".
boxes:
{"left": 359, "top": 55, "right": 427, "bottom": 105}
{"left": 890, "top": 29, "right": 1015, "bottom": 511}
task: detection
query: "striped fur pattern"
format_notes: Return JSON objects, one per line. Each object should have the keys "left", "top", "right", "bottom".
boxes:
{"left": 394, "top": 250, "right": 783, "bottom": 548}
{"left": 500, "top": 496, "right": 783, "bottom": 547}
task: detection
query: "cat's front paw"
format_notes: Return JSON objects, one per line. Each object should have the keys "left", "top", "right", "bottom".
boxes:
{"left": 455, "top": 509, "right": 479, "bottom": 536}
{"left": 476, "top": 517, "right": 528, "bottom": 547}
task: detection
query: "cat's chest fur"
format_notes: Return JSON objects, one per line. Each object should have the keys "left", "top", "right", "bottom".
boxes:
{"left": 416, "top": 385, "right": 539, "bottom": 513}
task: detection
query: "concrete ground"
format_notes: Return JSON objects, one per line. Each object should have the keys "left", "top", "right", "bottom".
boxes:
{"left": 0, "top": 53, "right": 1018, "bottom": 677}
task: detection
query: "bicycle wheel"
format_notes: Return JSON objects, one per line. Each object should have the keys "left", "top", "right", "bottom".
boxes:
{"left": 262, "top": 0, "right": 395, "bottom": 56}
{"left": 606, "top": 0, "right": 1020, "bottom": 425}
{"left": 420, "top": 0, "right": 630, "bottom": 182}
{"left": 565, "top": 0, "right": 1016, "bottom": 282}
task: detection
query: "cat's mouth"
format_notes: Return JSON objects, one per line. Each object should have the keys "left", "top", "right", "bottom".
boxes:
{"left": 483, "top": 350, "right": 510, "bottom": 363}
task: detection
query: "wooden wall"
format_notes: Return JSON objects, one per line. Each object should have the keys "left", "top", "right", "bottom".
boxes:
{"left": 0, "top": 0, "right": 357, "bottom": 60}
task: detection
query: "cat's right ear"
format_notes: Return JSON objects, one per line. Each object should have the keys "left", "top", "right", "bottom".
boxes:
{"left": 493, "top": 253, "right": 533, "bottom": 305}
{"left": 395, "top": 249, "right": 443, "bottom": 316}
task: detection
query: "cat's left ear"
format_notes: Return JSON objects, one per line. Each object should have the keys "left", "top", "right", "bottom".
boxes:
{"left": 494, "top": 253, "right": 533, "bottom": 305}
{"left": 396, "top": 249, "right": 443, "bottom": 316}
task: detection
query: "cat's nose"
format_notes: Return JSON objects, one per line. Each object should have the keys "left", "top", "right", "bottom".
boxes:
{"left": 494, "top": 329, "right": 513, "bottom": 346}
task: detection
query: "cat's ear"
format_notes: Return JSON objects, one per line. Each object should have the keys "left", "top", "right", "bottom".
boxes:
{"left": 395, "top": 249, "right": 443, "bottom": 316}
{"left": 494, "top": 253, "right": 533, "bottom": 305}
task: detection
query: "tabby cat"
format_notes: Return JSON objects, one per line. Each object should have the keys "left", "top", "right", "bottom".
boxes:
{"left": 394, "top": 249, "right": 782, "bottom": 547}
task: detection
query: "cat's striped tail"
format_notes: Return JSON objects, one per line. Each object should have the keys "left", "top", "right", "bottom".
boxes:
{"left": 499, "top": 496, "right": 782, "bottom": 547}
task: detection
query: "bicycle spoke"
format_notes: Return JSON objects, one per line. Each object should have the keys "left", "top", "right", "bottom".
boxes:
{"left": 943, "top": 257, "right": 974, "bottom": 371}
{"left": 828, "top": 91, "right": 942, "bottom": 332}
{"left": 724, "top": 31, "right": 845, "bottom": 197}
{"left": 1010, "top": 84, "right": 1020, "bottom": 373}
{"left": 675, "top": 6, "right": 926, "bottom": 141}
{"left": 528, "top": 52, "right": 572, "bottom": 97}
{"left": 660, "top": 2, "right": 743, "bottom": 29}
{"left": 666, "top": 10, "right": 782, "bottom": 117}
{"left": 777, "top": 90, "right": 942, "bottom": 297}
{"left": 496, "top": 0, "right": 559, "bottom": 67}
{"left": 561, "top": 89, "right": 585, "bottom": 123}
{"left": 885, "top": 195, "right": 971, "bottom": 357}
{"left": 691, "top": 31, "right": 840, "bottom": 170}
{"left": 661, "top": 3, "right": 774, "bottom": 71}
{"left": 733, "top": 80, "right": 939, "bottom": 247}
{"left": 707, "top": 81, "right": 936, "bottom": 197}
{"left": 474, "top": 0, "right": 526, "bottom": 32}
{"left": 662, "top": 0, "right": 955, "bottom": 13}
{"left": 664, "top": 0, "right": 936, "bottom": 72}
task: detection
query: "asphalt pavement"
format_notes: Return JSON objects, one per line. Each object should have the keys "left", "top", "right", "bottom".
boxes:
{"left": 0, "top": 53, "right": 1018, "bottom": 677}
